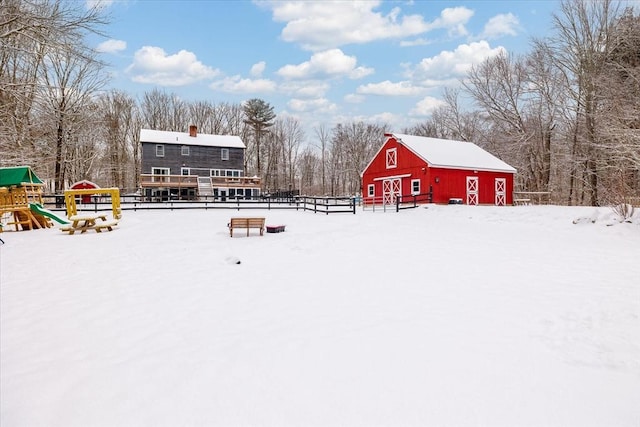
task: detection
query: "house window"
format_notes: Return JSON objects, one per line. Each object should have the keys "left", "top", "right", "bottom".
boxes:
{"left": 151, "top": 167, "right": 170, "bottom": 182}
{"left": 386, "top": 148, "right": 397, "bottom": 169}
{"left": 411, "top": 179, "right": 420, "bottom": 195}
{"left": 368, "top": 184, "right": 374, "bottom": 197}
{"left": 181, "top": 146, "right": 189, "bottom": 156}
{"left": 156, "top": 145, "right": 164, "bottom": 157}
{"left": 221, "top": 148, "right": 229, "bottom": 161}
{"left": 181, "top": 168, "right": 190, "bottom": 175}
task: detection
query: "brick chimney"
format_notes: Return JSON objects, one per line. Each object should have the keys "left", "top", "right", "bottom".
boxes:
{"left": 189, "top": 125, "right": 197, "bottom": 137}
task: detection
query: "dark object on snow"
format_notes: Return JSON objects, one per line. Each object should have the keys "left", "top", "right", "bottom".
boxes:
{"left": 266, "top": 225, "right": 286, "bottom": 233}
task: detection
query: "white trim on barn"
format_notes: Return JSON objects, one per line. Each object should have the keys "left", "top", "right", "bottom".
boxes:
{"left": 466, "top": 176, "right": 478, "bottom": 205}
{"left": 373, "top": 173, "right": 411, "bottom": 181}
{"left": 382, "top": 178, "right": 402, "bottom": 205}
{"left": 495, "top": 178, "right": 506, "bottom": 206}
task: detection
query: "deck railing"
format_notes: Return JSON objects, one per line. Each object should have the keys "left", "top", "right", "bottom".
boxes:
{"left": 140, "top": 174, "right": 198, "bottom": 187}
{"left": 140, "top": 174, "right": 262, "bottom": 188}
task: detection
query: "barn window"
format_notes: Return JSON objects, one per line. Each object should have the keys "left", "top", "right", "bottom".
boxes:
{"left": 411, "top": 179, "right": 420, "bottom": 195}
{"left": 156, "top": 145, "right": 164, "bottom": 157}
{"left": 221, "top": 148, "right": 229, "bottom": 161}
{"left": 386, "top": 148, "right": 397, "bottom": 169}
{"left": 181, "top": 146, "right": 189, "bottom": 156}
{"left": 368, "top": 184, "right": 374, "bottom": 197}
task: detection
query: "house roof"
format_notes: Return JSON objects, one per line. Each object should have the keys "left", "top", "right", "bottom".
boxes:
{"left": 140, "top": 129, "right": 245, "bottom": 149}
{"left": 391, "top": 133, "right": 516, "bottom": 173}
{"left": 0, "top": 166, "right": 43, "bottom": 187}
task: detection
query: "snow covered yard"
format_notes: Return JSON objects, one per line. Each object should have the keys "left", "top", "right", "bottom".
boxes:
{"left": 1, "top": 204, "right": 639, "bottom": 426}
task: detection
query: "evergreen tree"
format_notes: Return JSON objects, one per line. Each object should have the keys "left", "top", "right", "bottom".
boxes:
{"left": 242, "top": 98, "right": 275, "bottom": 176}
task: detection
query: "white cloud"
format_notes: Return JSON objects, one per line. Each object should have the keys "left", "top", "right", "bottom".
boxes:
{"left": 410, "top": 96, "right": 447, "bottom": 116}
{"left": 250, "top": 61, "right": 266, "bottom": 77}
{"left": 86, "top": 0, "right": 113, "bottom": 9}
{"left": 210, "top": 76, "right": 276, "bottom": 93}
{"left": 126, "top": 46, "right": 219, "bottom": 86}
{"left": 287, "top": 98, "right": 337, "bottom": 113}
{"left": 96, "top": 39, "right": 126, "bottom": 54}
{"left": 400, "top": 38, "right": 430, "bottom": 47}
{"left": 408, "top": 41, "right": 505, "bottom": 81}
{"left": 430, "top": 6, "right": 474, "bottom": 37}
{"left": 280, "top": 81, "right": 330, "bottom": 98}
{"left": 479, "top": 13, "right": 520, "bottom": 39}
{"left": 344, "top": 94, "right": 365, "bottom": 103}
{"left": 262, "top": 1, "right": 433, "bottom": 51}
{"left": 356, "top": 80, "right": 427, "bottom": 96}
{"left": 277, "top": 49, "right": 373, "bottom": 80}
{"left": 351, "top": 112, "right": 397, "bottom": 126}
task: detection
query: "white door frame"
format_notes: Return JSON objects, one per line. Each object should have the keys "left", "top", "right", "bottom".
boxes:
{"left": 466, "top": 176, "right": 478, "bottom": 205}
{"left": 382, "top": 178, "right": 401, "bottom": 205}
{"left": 495, "top": 178, "right": 506, "bottom": 206}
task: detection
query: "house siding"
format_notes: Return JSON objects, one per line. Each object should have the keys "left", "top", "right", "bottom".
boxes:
{"left": 141, "top": 142, "right": 244, "bottom": 175}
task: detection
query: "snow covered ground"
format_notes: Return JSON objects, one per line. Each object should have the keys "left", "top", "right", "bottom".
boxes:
{"left": 1, "top": 204, "right": 639, "bottom": 427}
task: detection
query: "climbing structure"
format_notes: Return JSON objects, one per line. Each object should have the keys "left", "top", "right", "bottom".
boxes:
{"left": 0, "top": 166, "right": 51, "bottom": 231}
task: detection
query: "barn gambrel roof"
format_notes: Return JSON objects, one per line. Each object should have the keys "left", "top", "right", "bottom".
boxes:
{"left": 390, "top": 133, "right": 516, "bottom": 173}
{"left": 140, "top": 129, "right": 245, "bottom": 149}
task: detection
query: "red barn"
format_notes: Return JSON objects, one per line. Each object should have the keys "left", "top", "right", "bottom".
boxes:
{"left": 362, "top": 133, "right": 516, "bottom": 206}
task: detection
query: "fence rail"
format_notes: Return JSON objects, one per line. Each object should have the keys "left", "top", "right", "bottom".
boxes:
{"left": 40, "top": 194, "right": 357, "bottom": 215}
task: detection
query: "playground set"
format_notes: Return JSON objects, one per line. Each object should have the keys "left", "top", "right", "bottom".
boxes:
{"left": 0, "top": 166, "right": 122, "bottom": 233}
{"left": 0, "top": 166, "right": 67, "bottom": 231}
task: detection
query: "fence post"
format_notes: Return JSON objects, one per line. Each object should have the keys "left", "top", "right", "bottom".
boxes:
{"left": 396, "top": 195, "right": 400, "bottom": 212}
{"left": 352, "top": 197, "right": 356, "bottom": 214}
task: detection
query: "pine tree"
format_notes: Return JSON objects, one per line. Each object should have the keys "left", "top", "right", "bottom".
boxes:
{"left": 242, "top": 98, "right": 275, "bottom": 177}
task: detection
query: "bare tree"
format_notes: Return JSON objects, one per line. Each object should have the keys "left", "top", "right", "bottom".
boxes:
{"left": 140, "top": 89, "right": 188, "bottom": 131}
{"left": 39, "top": 45, "right": 108, "bottom": 191}
{"left": 0, "top": 0, "right": 109, "bottom": 179}
{"left": 548, "top": 0, "right": 620, "bottom": 205}
{"left": 330, "top": 122, "right": 386, "bottom": 196}
{"left": 313, "top": 124, "right": 331, "bottom": 194}
{"left": 98, "top": 90, "right": 139, "bottom": 189}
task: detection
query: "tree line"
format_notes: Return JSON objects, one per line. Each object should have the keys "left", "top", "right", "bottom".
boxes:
{"left": 1, "top": 0, "right": 638, "bottom": 205}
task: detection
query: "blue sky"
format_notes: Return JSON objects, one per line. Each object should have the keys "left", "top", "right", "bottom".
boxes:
{"left": 92, "top": 0, "right": 563, "bottom": 136}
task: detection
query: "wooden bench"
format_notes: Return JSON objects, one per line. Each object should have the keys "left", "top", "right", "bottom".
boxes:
{"left": 228, "top": 217, "right": 265, "bottom": 237}
{"left": 513, "top": 198, "right": 531, "bottom": 206}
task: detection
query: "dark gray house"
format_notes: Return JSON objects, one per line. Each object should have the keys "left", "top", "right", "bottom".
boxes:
{"left": 140, "top": 126, "right": 261, "bottom": 201}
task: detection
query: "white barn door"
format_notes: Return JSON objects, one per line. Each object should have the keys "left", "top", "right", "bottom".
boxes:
{"left": 495, "top": 178, "right": 506, "bottom": 206}
{"left": 383, "top": 178, "right": 401, "bottom": 205}
{"left": 466, "top": 176, "right": 478, "bottom": 205}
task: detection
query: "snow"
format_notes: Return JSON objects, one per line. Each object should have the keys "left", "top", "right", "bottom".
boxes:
{"left": 139, "top": 129, "right": 246, "bottom": 148}
{"left": 1, "top": 204, "right": 639, "bottom": 426}
{"left": 392, "top": 133, "right": 517, "bottom": 173}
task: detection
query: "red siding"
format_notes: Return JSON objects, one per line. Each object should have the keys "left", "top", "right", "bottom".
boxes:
{"left": 362, "top": 136, "right": 514, "bottom": 205}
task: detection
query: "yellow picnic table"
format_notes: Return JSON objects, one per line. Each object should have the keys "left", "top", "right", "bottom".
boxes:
{"left": 61, "top": 214, "right": 118, "bottom": 234}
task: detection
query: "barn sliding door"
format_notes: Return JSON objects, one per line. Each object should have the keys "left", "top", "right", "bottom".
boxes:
{"left": 495, "top": 178, "right": 506, "bottom": 206}
{"left": 466, "top": 176, "right": 478, "bottom": 205}
{"left": 382, "top": 178, "right": 401, "bottom": 205}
